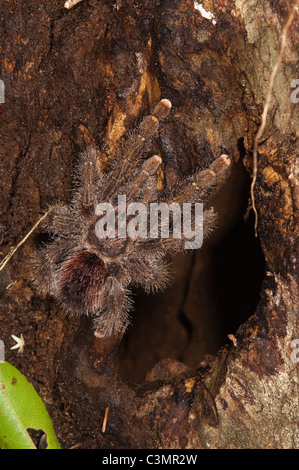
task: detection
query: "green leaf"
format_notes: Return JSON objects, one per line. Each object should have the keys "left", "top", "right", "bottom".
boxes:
{"left": 0, "top": 362, "right": 61, "bottom": 449}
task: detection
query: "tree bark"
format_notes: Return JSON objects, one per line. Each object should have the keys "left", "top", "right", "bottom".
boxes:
{"left": 0, "top": 0, "right": 298, "bottom": 449}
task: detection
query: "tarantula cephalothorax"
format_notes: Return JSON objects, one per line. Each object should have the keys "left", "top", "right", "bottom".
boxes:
{"left": 30, "top": 99, "right": 231, "bottom": 337}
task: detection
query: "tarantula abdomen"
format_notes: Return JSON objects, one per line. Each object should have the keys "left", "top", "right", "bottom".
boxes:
{"left": 57, "top": 251, "right": 107, "bottom": 313}
{"left": 30, "top": 99, "right": 231, "bottom": 338}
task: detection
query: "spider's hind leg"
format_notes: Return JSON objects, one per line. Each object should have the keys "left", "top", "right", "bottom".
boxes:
{"left": 92, "top": 276, "right": 132, "bottom": 338}
{"left": 126, "top": 255, "right": 170, "bottom": 293}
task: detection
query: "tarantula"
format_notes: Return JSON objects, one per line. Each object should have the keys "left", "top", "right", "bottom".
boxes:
{"left": 30, "top": 99, "right": 231, "bottom": 337}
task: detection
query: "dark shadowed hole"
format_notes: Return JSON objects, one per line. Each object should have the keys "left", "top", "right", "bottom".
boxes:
{"left": 211, "top": 209, "right": 265, "bottom": 339}
{"left": 119, "top": 146, "right": 266, "bottom": 383}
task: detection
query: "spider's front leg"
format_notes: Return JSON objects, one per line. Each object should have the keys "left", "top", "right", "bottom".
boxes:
{"left": 125, "top": 154, "right": 162, "bottom": 201}
{"left": 101, "top": 99, "right": 171, "bottom": 200}
{"left": 72, "top": 146, "right": 101, "bottom": 213}
{"left": 125, "top": 98, "right": 171, "bottom": 164}
{"left": 170, "top": 154, "right": 231, "bottom": 205}
{"left": 133, "top": 155, "right": 231, "bottom": 256}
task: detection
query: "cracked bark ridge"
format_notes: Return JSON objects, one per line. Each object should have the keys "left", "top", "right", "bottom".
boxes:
{"left": 0, "top": 0, "right": 298, "bottom": 448}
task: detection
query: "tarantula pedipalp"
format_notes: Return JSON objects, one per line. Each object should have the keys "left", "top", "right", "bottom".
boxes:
{"left": 30, "top": 99, "right": 231, "bottom": 337}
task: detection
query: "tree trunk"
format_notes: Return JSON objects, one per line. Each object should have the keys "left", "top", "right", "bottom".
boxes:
{"left": 0, "top": 0, "right": 298, "bottom": 449}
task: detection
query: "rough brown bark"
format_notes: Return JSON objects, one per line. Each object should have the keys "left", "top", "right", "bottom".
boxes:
{"left": 0, "top": 0, "right": 298, "bottom": 449}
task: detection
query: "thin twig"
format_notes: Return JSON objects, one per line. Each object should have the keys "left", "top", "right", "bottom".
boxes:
{"left": 102, "top": 406, "right": 109, "bottom": 433}
{"left": 0, "top": 210, "right": 51, "bottom": 273}
{"left": 250, "top": 2, "right": 298, "bottom": 237}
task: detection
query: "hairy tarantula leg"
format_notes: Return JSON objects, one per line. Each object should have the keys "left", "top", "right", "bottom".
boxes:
{"left": 142, "top": 175, "right": 159, "bottom": 204}
{"left": 102, "top": 100, "right": 171, "bottom": 199}
{"left": 28, "top": 248, "right": 57, "bottom": 297}
{"left": 72, "top": 147, "right": 100, "bottom": 211}
{"left": 126, "top": 99, "right": 171, "bottom": 161}
{"left": 171, "top": 154, "right": 231, "bottom": 204}
{"left": 126, "top": 256, "right": 170, "bottom": 293}
{"left": 151, "top": 99, "right": 172, "bottom": 120}
{"left": 81, "top": 161, "right": 94, "bottom": 209}
{"left": 37, "top": 204, "right": 76, "bottom": 237}
{"left": 125, "top": 155, "right": 162, "bottom": 200}
{"left": 209, "top": 154, "right": 231, "bottom": 173}
{"left": 92, "top": 277, "right": 132, "bottom": 338}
